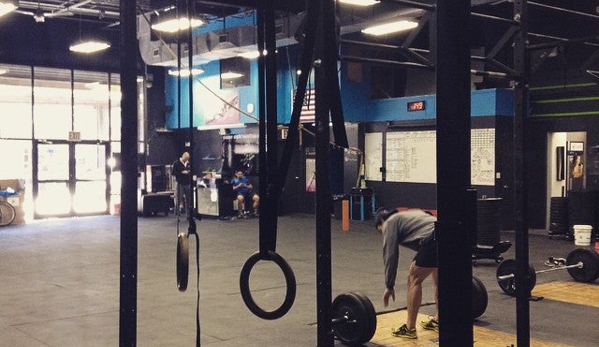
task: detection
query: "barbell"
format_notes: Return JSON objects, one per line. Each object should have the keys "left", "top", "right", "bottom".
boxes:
{"left": 331, "top": 292, "right": 377, "bottom": 346}
{"left": 496, "top": 248, "right": 599, "bottom": 296}
{"left": 332, "top": 276, "right": 488, "bottom": 346}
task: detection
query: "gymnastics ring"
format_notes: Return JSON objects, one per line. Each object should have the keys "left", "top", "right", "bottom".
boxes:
{"left": 176, "top": 233, "right": 189, "bottom": 292}
{"left": 239, "top": 251, "right": 296, "bottom": 320}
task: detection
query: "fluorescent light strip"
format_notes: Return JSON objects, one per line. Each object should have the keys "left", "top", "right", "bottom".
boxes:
{"left": 221, "top": 72, "right": 244, "bottom": 79}
{"left": 338, "top": 0, "right": 379, "bottom": 6}
{"left": 69, "top": 41, "right": 111, "bottom": 54}
{"left": 238, "top": 51, "right": 260, "bottom": 59}
{"left": 168, "top": 68, "right": 204, "bottom": 77}
{"left": 151, "top": 17, "right": 204, "bottom": 33}
{"left": 197, "top": 123, "right": 246, "bottom": 131}
{"left": 362, "top": 20, "right": 418, "bottom": 36}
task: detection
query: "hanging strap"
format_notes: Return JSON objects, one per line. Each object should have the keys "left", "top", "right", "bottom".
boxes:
{"left": 276, "top": 6, "right": 319, "bottom": 197}
{"left": 239, "top": 3, "right": 296, "bottom": 321}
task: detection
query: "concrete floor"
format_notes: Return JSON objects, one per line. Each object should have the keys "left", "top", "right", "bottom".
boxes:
{"left": 0, "top": 213, "right": 597, "bottom": 346}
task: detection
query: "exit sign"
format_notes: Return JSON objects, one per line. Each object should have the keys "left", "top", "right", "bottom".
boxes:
{"left": 68, "top": 131, "right": 81, "bottom": 141}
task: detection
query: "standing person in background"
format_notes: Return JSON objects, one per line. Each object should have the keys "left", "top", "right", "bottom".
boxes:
{"left": 172, "top": 151, "right": 192, "bottom": 216}
{"left": 231, "top": 169, "right": 259, "bottom": 218}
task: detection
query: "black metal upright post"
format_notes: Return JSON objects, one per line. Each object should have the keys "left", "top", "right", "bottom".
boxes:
{"left": 314, "top": 0, "right": 339, "bottom": 345}
{"left": 435, "top": 0, "right": 473, "bottom": 345}
{"left": 119, "top": 0, "right": 138, "bottom": 346}
{"left": 186, "top": 0, "right": 196, "bottom": 222}
{"left": 513, "top": 0, "right": 532, "bottom": 346}
{"left": 314, "top": 11, "right": 333, "bottom": 347}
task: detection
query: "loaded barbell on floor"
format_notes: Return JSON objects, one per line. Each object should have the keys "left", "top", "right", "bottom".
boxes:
{"left": 331, "top": 292, "right": 377, "bottom": 346}
{"left": 331, "top": 277, "right": 488, "bottom": 346}
{"left": 496, "top": 248, "right": 599, "bottom": 296}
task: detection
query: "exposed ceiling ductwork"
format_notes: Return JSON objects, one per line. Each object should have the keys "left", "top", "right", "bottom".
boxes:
{"left": 137, "top": 11, "right": 304, "bottom": 67}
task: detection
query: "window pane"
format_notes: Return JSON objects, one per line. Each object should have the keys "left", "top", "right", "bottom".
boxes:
{"left": 0, "top": 140, "right": 32, "bottom": 181}
{"left": 0, "top": 64, "right": 32, "bottom": 139}
{"left": 74, "top": 71, "right": 110, "bottom": 140}
{"left": 110, "top": 74, "right": 121, "bottom": 141}
{"left": 74, "top": 181, "right": 107, "bottom": 213}
{"left": 76, "top": 144, "right": 106, "bottom": 180}
{"left": 33, "top": 67, "right": 72, "bottom": 140}
{"left": 36, "top": 182, "right": 71, "bottom": 215}
{"left": 37, "top": 144, "right": 69, "bottom": 181}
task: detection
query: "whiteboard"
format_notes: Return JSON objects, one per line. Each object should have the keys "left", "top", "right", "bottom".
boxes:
{"left": 386, "top": 131, "right": 437, "bottom": 183}
{"left": 364, "top": 132, "right": 383, "bottom": 181}
{"left": 471, "top": 128, "right": 495, "bottom": 186}
{"left": 374, "top": 128, "right": 495, "bottom": 185}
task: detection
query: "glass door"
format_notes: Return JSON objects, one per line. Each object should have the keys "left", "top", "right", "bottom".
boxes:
{"left": 34, "top": 141, "right": 109, "bottom": 218}
{"left": 74, "top": 143, "right": 108, "bottom": 214}
{"left": 35, "top": 143, "right": 71, "bottom": 217}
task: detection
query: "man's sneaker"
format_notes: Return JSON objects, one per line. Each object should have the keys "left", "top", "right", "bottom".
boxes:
{"left": 420, "top": 318, "right": 439, "bottom": 332}
{"left": 237, "top": 211, "right": 245, "bottom": 219}
{"left": 391, "top": 324, "right": 417, "bottom": 339}
{"left": 252, "top": 211, "right": 259, "bottom": 218}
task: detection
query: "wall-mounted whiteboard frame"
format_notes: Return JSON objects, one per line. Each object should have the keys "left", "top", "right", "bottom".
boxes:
{"left": 364, "top": 132, "right": 383, "bottom": 181}
{"left": 364, "top": 128, "right": 495, "bottom": 186}
{"left": 386, "top": 130, "right": 437, "bottom": 183}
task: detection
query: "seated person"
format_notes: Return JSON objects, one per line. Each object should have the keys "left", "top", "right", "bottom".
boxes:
{"left": 231, "top": 169, "right": 259, "bottom": 218}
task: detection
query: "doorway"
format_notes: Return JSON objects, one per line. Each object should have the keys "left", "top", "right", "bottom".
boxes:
{"left": 546, "top": 131, "right": 587, "bottom": 228}
{"left": 33, "top": 141, "right": 109, "bottom": 218}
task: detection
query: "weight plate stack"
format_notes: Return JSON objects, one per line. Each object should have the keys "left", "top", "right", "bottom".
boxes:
{"left": 549, "top": 197, "right": 568, "bottom": 236}
{"left": 567, "top": 191, "right": 598, "bottom": 237}
{"left": 477, "top": 198, "right": 502, "bottom": 247}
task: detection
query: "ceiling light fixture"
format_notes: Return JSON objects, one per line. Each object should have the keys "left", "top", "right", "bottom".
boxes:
{"left": 197, "top": 123, "right": 246, "bottom": 131}
{"left": 361, "top": 20, "right": 418, "bottom": 36}
{"left": 151, "top": 17, "right": 204, "bottom": 33}
{"left": 69, "top": 15, "right": 111, "bottom": 54}
{"left": 0, "top": 0, "right": 17, "bottom": 18}
{"left": 69, "top": 40, "right": 111, "bottom": 54}
{"left": 221, "top": 71, "right": 244, "bottom": 79}
{"left": 238, "top": 51, "right": 260, "bottom": 59}
{"left": 338, "top": 0, "right": 379, "bottom": 6}
{"left": 167, "top": 68, "right": 204, "bottom": 77}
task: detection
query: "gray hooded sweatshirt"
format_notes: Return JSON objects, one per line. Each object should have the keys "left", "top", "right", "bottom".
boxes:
{"left": 382, "top": 209, "right": 436, "bottom": 289}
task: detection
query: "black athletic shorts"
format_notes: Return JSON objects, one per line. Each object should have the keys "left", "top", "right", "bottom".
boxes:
{"left": 413, "top": 240, "right": 437, "bottom": 268}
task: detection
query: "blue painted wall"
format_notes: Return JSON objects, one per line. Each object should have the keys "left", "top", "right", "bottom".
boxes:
{"left": 164, "top": 43, "right": 514, "bottom": 129}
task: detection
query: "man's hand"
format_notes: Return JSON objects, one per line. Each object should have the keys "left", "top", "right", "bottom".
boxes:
{"left": 383, "top": 288, "right": 395, "bottom": 307}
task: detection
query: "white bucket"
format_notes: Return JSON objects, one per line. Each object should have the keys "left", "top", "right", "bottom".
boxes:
{"left": 573, "top": 225, "right": 593, "bottom": 246}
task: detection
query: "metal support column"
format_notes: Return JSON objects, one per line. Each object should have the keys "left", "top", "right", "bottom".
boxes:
{"left": 435, "top": 0, "right": 474, "bottom": 345}
{"left": 119, "top": 0, "right": 138, "bottom": 345}
{"left": 315, "top": 1, "right": 334, "bottom": 345}
{"left": 513, "top": 0, "right": 532, "bottom": 346}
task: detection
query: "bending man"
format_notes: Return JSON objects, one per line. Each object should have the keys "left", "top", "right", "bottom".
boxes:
{"left": 375, "top": 208, "right": 439, "bottom": 339}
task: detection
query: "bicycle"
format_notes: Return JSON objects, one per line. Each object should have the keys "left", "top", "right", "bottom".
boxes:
{"left": 0, "top": 190, "right": 17, "bottom": 227}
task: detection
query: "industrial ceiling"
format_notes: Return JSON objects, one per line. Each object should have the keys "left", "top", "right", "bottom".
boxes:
{"left": 0, "top": 1, "right": 598, "bottom": 77}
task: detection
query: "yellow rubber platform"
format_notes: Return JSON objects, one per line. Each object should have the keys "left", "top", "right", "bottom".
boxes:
{"left": 532, "top": 281, "right": 599, "bottom": 308}
{"left": 372, "top": 310, "right": 579, "bottom": 347}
